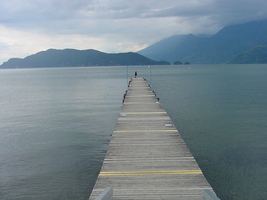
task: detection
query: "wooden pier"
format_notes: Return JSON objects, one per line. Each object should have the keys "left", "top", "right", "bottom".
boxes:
{"left": 89, "top": 78, "right": 218, "bottom": 200}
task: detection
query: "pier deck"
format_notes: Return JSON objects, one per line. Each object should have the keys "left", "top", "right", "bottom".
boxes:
{"left": 89, "top": 78, "right": 216, "bottom": 200}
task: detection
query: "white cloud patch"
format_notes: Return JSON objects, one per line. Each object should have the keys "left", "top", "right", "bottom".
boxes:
{"left": 0, "top": 25, "right": 107, "bottom": 63}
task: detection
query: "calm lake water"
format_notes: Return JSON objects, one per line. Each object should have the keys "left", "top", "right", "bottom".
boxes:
{"left": 0, "top": 65, "right": 266, "bottom": 200}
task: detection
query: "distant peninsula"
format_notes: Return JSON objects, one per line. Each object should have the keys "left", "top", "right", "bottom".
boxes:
{"left": 0, "top": 49, "right": 170, "bottom": 69}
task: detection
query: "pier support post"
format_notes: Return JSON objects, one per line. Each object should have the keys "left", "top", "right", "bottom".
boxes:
{"left": 148, "top": 65, "right": 152, "bottom": 89}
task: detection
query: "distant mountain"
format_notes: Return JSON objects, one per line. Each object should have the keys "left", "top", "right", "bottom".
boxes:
{"left": 229, "top": 45, "right": 267, "bottom": 64}
{"left": 0, "top": 49, "right": 170, "bottom": 69}
{"left": 138, "top": 19, "right": 267, "bottom": 64}
{"left": 138, "top": 35, "right": 188, "bottom": 62}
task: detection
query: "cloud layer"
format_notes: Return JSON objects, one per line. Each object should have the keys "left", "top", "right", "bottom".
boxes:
{"left": 1, "top": 0, "right": 267, "bottom": 64}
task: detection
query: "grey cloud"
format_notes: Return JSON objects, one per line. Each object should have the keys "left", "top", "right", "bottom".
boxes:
{"left": 1, "top": 0, "right": 267, "bottom": 64}
{"left": 138, "top": 0, "right": 267, "bottom": 26}
{"left": 211, "top": 0, "right": 267, "bottom": 25}
{"left": 0, "top": 0, "right": 89, "bottom": 26}
{"left": 1, "top": 0, "right": 267, "bottom": 33}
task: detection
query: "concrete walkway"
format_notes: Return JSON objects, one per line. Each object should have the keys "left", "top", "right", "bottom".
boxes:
{"left": 89, "top": 77, "right": 215, "bottom": 200}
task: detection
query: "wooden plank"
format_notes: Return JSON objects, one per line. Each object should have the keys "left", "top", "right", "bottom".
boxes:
{"left": 89, "top": 78, "right": 218, "bottom": 200}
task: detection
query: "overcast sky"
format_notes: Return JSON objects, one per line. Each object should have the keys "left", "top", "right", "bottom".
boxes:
{"left": 1, "top": 0, "right": 267, "bottom": 64}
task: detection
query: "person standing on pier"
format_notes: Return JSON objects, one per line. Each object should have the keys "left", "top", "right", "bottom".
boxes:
{"left": 135, "top": 71, "right": 137, "bottom": 78}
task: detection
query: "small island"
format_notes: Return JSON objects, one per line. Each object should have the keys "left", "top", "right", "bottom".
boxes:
{"left": 173, "top": 61, "right": 190, "bottom": 65}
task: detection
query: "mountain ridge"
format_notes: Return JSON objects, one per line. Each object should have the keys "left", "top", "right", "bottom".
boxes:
{"left": 138, "top": 19, "right": 267, "bottom": 64}
{"left": 229, "top": 45, "right": 267, "bottom": 64}
{"left": 2, "top": 19, "right": 267, "bottom": 67}
{"left": 0, "top": 49, "right": 170, "bottom": 68}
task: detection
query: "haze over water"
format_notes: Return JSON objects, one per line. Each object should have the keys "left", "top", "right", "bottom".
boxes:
{"left": 0, "top": 65, "right": 266, "bottom": 200}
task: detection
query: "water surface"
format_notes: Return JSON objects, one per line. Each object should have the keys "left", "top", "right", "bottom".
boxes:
{"left": 151, "top": 64, "right": 267, "bottom": 200}
{"left": 0, "top": 65, "right": 266, "bottom": 200}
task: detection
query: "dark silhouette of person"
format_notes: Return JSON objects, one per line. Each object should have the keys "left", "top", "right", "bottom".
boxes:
{"left": 135, "top": 71, "right": 137, "bottom": 78}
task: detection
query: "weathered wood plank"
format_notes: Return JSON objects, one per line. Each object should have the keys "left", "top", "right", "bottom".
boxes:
{"left": 89, "top": 78, "right": 218, "bottom": 200}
